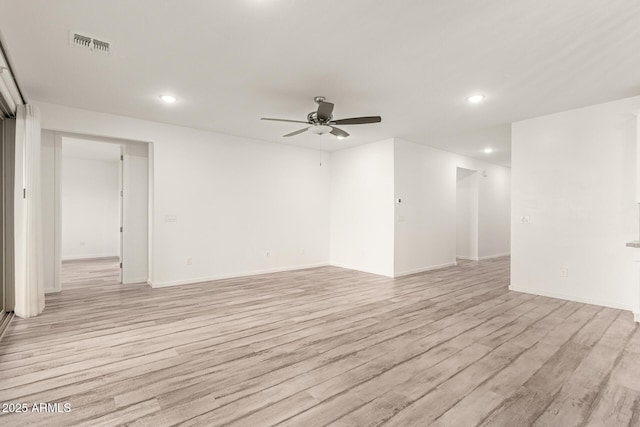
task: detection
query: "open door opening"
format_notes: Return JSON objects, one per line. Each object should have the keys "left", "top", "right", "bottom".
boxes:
{"left": 60, "top": 138, "right": 122, "bottom": 289}
{"left": 40, "top": 131, "right": 149, "bottom": 293}
{"left": 456, "top": 167, "right": 479, "bottom": 261}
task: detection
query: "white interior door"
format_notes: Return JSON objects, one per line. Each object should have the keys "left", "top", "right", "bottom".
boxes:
{"left": 119, "top": 145, "right": 124, "bottom": 284}
{"left": 121, "top": 143, "right": 148, "bottom": 284}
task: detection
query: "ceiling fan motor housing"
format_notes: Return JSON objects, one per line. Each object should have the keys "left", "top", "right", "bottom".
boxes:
{"left": 307, "top": 111, "right": 332, "bottom": 124}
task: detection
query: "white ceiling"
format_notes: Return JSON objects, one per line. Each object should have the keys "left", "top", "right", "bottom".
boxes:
{"left": 62, "top": 137, "right": 120, "bottom": 161}
{"left": 2, "top": 0, "right": 640, "bottom": 167}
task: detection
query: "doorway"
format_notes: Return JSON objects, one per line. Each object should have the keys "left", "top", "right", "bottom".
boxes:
{"left": 61, "top": 138, "right": 121, "bottom": 288}
{"left": 40, "top": 131, "right": 150, "bottom": 293}
{"left": 456, "top": 167, "right": 478, "bottom": 261}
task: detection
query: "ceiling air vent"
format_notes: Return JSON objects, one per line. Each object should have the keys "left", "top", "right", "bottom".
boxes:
{"left": 69, "top": 31, "right": 110, "bottom": 54}
{"left": 92, "top": 39, "right": 110, "bottom": 54}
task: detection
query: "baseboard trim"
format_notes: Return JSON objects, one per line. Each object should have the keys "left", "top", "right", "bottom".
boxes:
{"left": 394, "top": 261, "right": 458, "bottom": 278}
{"left": 509, "top": 285, "right": 632, "bottom": 311}
{"left": 329, "top": 263, "right": 394, "bottom": 278}
{"left": 45, "top": 287, "right": 60, "bottom": 294}
{"left": 123, "top": 277, "right": 148, "bottom": 285}
{"left": 62, "top": 255, "right": 119, "bottom": 262}
{"left": 479, "top": 252, "right": 511, "bottom": 260}
{"left": 634, "top": 312, "right": 640, "bottom": 323}
{"left": 149, "top": 263, "right": 329, "bottom": 288}
{"left": 456, "top": 256, "right": 479, "bottom": 261}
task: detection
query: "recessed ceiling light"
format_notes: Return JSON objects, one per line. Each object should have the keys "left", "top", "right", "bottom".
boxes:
{"left": 336, "top": 135, "right": 346, "bottom": 140}
{"left": 467, "top": 94, "right": 485, "bottom": 104}
{"left": 160, "top": 95, "right": 177, "bottom": 103}
{"left": 483, "top": 147, "right": 493, "bottom": 154}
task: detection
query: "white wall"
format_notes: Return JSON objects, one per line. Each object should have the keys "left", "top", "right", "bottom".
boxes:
{"left": 478, "top": 157, "right": 511, "bottom": 259}
{"left": 61, "top": 151, "right": 120, "bottom": 260}
{"left": 511, "top": 95, "right": 640, "bottom": 311}
{"left": 36, "top": 101, "right": 331, "bottom": 287}
{"left": 41, "top": 130, "right": 58, "bottom": 291}
{"left": 456, "top": 168, "right": 478, "bottom": 260}
{"left": 329, "top": 139, "right": 395, "bottom": 277}
{"left": 328, "top": 137, "right": 510, "bottom": 278}
{"left": 394, "top": 138, "right": 511, "bottom": 276}
{"left": 36, "top": 101, "right": 509, "bottom": 289}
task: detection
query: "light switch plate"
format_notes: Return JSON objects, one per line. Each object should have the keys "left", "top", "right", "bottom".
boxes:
{"left": 165, "top": 214, "right": 177, "bottom": 223}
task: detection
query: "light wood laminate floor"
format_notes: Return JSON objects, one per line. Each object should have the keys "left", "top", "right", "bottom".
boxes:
{"left": 61, "top": 257, "right": 121, "bottom": 290}
{"left": 0, "top": 257, "right": 638, "bottom": 426}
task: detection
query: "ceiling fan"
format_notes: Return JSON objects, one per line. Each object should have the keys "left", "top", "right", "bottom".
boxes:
{"left": 261, "top": 96, "right": 381, "bottom": 139}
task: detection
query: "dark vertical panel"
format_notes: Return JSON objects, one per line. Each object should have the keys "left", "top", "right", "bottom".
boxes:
{"left": 3, "top": 118, "right": 15, "bottom": 311}
{"left": 0, "top": 117, "right": 4, "bottom": 313}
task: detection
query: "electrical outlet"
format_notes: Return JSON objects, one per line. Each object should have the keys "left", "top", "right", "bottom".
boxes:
{"left": 186, "top": 257, "right": 192, "bottom": 266}
{"left": 520, "top": 215, "right": 531, "bottom": 224}
{"left": 560, "top": 267, "right": 568, "bottom": 278}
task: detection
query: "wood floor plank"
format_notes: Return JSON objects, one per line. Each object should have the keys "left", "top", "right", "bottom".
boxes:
{"left": 428, "top": 302, "right": 581, "bottom": 426}
{"left": 532, "top": 312, "right": 636, "bottom": 426}
{"left": 0, "top": 256, "right": 637, "bottom": 427}
{"left": 476, "top": 306, "right": 622, "bottom": 426}
{"left": 341, "top": 301, "right": 589, "bottom": 427}
{"left": 583, "top": 326, "right": 640, "bottom": 427}
{"left": 273, "top": 297, "right": 560, "bottom": 427}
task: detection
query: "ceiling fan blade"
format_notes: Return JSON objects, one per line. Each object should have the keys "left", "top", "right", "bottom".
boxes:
{"left": 261, "top": 118, "right": 309, "bottom": 124}
{"left": 330, "top": 127, "right": 350, "bottom": 139}
{"left": 331, "top": 116, "right": 382, "bottom": 125}
{"left": 317, "top": 102, "right": 334, "bottom": 121}
{"left": 283, "top": 127, "right": 310, "bottom": 137}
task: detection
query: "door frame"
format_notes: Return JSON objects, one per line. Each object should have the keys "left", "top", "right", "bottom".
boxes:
{"left": 48, "top": 130, "right": 152, "bottom": 292}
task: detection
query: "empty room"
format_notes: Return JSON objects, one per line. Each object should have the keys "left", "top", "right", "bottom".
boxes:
{"left": 0, "top": 1, "right": 638, "bottom": 426}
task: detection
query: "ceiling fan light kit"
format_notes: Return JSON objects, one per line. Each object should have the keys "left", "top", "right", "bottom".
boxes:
{"left": 309, "top": 125, "right": 332, "bottom": 135}
{"left": 261, "top": 96, "right": 382, "bottom": 139}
